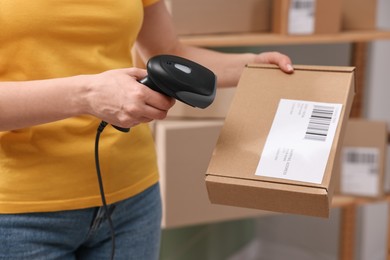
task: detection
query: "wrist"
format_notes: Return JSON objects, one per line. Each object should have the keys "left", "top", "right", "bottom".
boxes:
{"left": 68, "top": 74, "right": 95, "bottom": 116}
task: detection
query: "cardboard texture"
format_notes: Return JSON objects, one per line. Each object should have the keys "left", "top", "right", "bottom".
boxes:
{"left": 342, "top": 0, "right": 377, "bottom": 30}
{"left": 155, "top": 120, "right": 269, "bottom": 228}
{"left": 334, "top": 119, "right": 387, "bottom": 198}
{"left": 206, "top": 64, "right": 355, "bottom": 218}
{"left": 272, "top": 0, "right": 342, "bottom": 35}
{"left": 165, "top": 0, "right": 271, "bottom": 35}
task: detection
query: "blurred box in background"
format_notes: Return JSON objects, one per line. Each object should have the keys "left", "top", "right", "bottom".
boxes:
{"left": 155, "top": 120, "right": 267, "bottom": 228}
{"left": 165, "top": 0, "right": 271, "bottom": 35}
{"left": 335, "top": 119, "right": 388, "bottom": 198}
{"left": 341, "top": 0, "right": 377, "bottom": 31}
{"left": 167, "top": 87, "right": 236, "bottom": 119}
{"left": 272, "top": 0, "right": 342, "bottom": 35}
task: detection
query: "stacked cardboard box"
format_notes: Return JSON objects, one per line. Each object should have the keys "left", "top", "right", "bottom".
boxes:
{"left": 272, "top": 0, "right": 342, "bottom": 35}
{"left": 165, "top": 0, "right": 377, "bottom": 36}
{"left": 341, "top": 0, "right": 377, "bottom": 31}
{"left": 335, "top": 119, "right": 388, "bottom": 198}
{"left": 165, "top": 0, "right": 271, "bottom": 35}
{"left": 154, "top": 120, "right": 268, "bottom": 228}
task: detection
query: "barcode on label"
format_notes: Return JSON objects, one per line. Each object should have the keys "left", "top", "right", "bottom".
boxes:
{"left": 291, "top": 0, "right": 315, "bottom": 10}
{"left": 343, "top": 148, "right": 379, "bottom": 175}
{"left": 304, "top": 105, "right": 335, "bottom": 141}
{"left": 345, "top": 151, "right": 377, "bottom": 164}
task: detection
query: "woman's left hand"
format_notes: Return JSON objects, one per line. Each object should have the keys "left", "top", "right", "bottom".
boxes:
{"left": 254, "top": 52, "right": 294, "bottom": 74}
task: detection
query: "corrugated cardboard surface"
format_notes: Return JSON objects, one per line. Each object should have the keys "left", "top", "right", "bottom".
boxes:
{"left": 342, "top": 0, "right": 377, "bottom": 30}
{"left": 155, "top": 120, "right": 269, "bottom": 228}
{"left": 334, "top": 119, "right": 387, "bottom": 197}
{"left": 272, "top": 0, "right": 342, "bottom": 34}
{"left": 165, "top": 0, "right": 271, "bottom": 35}
{"left": 206, "top": 64, "right": 355, "bottom": 217}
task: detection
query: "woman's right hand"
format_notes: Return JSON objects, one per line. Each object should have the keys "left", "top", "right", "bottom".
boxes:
{"left": 0, "top": 67, "right": 175, "bottom": 131}
{"left": 81, "top": 68, "right": 176, "bottom": 129}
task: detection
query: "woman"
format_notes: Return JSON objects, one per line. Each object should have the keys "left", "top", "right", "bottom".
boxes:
{"left": 0, "top": 0, "right": 293, "bottom": 259}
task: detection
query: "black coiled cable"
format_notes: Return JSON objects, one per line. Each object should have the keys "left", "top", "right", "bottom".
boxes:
{"left": 95, "top": 121, "right": 116, "bottom": 260}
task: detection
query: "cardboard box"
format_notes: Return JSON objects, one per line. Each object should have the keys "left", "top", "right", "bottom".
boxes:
{"left": 167, "top": 87, "right": 236, "bottom": 119}
{"left": 206, "top": 64, "right": 355, "bottom": 218}
{"left": 272, "top": 0, "right": 342, "bottom": 35}
{"left": 335, "top": 119, "right": 387, "bottom": 198}
{"left": 155, "top": 120, "right": 270, "bottom": 228}
{"left": 165, "top": 0, "right": 271, "bottom": 35}
{"left": 342, "top": 0, "right": 377, "bottom": 31}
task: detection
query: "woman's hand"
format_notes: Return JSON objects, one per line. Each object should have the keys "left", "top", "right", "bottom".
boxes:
{"left": 82, "top": 68, "right": 175, "bottom": 128}
{"left": 254, "top": 52, "right": 294, "bottom": 74}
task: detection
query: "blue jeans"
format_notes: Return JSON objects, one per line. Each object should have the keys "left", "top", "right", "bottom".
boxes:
{"left": 0, "top": 183, "right": 162, "bottom": 260}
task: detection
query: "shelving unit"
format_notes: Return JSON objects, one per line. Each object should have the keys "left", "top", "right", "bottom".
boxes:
{"left": 180, "top": 30, "right": 390, "bottom": 118}
{"left": 333, "top": 195, "right": 390, "bottom": 260}
{"left": 179, "top": 29, "right": 390, "bottom": 260}
{"left": 180, "top": 30, "right": 390, "bottom": 47}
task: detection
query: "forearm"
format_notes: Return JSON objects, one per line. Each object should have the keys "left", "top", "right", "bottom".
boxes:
{"left": 136, "top": 39, "right": 256, "bottom": 88}
{"left": 139, "top": 41, "right": 293, "bottom": 88}
{"left": 0, "top": 68, "right": 174, "bottom": 132}
{"left": 137, "top": 1, "right": 293, "bottom": 89}
{"left": 164, "top": 44, "right": 293, "bottom": 88}
{"left": 0, "top": 76, "right": 87, "bottom": 131}
{"left": 169, "top": 44, "right": 257, "bottom": 88}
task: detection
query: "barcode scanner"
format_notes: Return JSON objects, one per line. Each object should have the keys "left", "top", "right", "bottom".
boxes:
{"left": 95, "top": 55, "right": 216, "bottom": 260}
{"left": 112, "top": 54, "right": 217, "bottom": 132}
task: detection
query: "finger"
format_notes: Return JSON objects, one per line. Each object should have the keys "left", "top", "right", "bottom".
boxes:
{"left": 143, "top": 88, "right": 176, "bottom": 111}
{"left": 118, "top": 102, "right": 169, "bottom": 128}
{"left": 138, "top": 103, "right": 171, "bottom": 121}
{"left": 256, "top": 52, "right": 294, "bottom": 74}
{"left": 119, "top": 67, "right": 148, "bottom": 80}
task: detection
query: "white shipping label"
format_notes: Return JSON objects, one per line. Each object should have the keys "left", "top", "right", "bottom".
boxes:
{"left": 341, "top": 147, "right": 380, "bottom": 196}
{"left": 288, "top": 0, "right": 316, "bottom": 34}
{"left": 255, "top": 99, "right": 342, "bottom": 184}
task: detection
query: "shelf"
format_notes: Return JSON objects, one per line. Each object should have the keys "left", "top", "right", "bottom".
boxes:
{"left": 180, "top": 30, "right": 390, "bottom": 47}
{"left": 332, "top": 195, "right": 357, "bottom": 208}
{"left": 332, "top": 194, "right": 390, "bottom": 208}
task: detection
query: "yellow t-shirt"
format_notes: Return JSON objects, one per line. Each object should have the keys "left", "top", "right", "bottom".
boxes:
{"left": 0, "top": 0, "right": 160, "bottom": 213}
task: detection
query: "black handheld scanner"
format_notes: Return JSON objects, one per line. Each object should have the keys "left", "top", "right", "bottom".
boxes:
{"left": 112, "top": 55, "right": 217, "bottom": 132}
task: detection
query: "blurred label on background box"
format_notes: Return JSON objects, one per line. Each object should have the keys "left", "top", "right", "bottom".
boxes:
{"left": 288, "top": 0, "right": 316, "bottom": 34}
{"left": 341, "top": 147, "right": 380, "bottom": 197}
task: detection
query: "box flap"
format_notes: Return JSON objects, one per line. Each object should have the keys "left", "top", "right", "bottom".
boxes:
{"left": 247, "top": 63, "right": 355, "bottom": 73}
{"left": 206, "top": 172, "right": 331, "bottom": 191}
{"left": 206, "top": 175, "right": 331, "bottom": 217}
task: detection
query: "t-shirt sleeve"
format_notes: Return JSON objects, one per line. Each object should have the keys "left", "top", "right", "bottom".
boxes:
{"left": 143, "top": 0, "right": 160, "bottom": 7}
